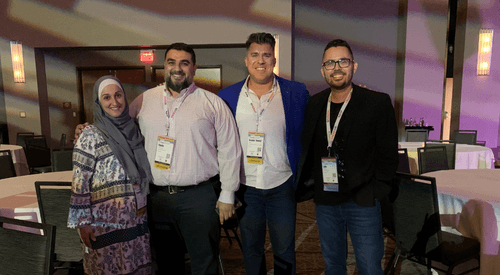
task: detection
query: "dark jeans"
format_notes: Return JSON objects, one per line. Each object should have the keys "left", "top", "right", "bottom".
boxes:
{"left": 237, "top": 176, "right": 296, "bottom": 275}
{"left": 149, "top": 178, "right": 220, "bottom": 275}
{"left": 315, "top": 201, "right": 384, "bottom": 275}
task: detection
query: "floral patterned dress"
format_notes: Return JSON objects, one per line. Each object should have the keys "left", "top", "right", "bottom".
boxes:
{"left": 68, "top": 125, "right": 154, "bottom": 275}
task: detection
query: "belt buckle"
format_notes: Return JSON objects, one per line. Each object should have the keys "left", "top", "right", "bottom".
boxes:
{"left": 168, "top": 185, "right": 177, "bottom": 195}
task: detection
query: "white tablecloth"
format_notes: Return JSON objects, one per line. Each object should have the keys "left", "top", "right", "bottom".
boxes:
{"left": 0, "top": 144, "right": 30, "bottom": 176}
{"left": 0, "top": 171, "right": 73, "bottom": 228}
{"left": 399, "top": 142, "right": 495, "bottom": 174}
{"left": 422, "top": 169, "right": 500, "bottom": 275}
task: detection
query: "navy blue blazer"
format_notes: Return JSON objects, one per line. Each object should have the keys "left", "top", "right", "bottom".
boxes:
{"left": 217, "top": 75, "right": 310, "bottom": 188}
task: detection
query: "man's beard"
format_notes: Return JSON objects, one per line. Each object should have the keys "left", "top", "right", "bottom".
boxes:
{"left": 165, "top": 71, "right": 190, "bottom": 92}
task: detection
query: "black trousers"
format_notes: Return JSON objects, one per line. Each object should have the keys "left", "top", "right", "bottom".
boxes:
{"left": 149, "top": 177, "right": 221, "bottom": 275}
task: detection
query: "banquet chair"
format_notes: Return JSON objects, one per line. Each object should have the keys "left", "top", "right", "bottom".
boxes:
{"left": 453, "top": 130, "right": 477, "bottom": 145}
{"left": 25, "top": 135, "right": 49, "bottom": 148}
{"left": 26, "top": 144, "right": 52, "bottom": 173}
{"left": 397, "top": 148, "right": 411, "bottom": 173}
{"left": 0, "top": 150, "right": 17, "bottom": 179}
{"left": 405, "top": 129, "right": 429, "bottom": 142}
{"left": 59, "top": 133, "right": 67, "bottom": 149}
{"left": 384, "top": 173, "right": 480, "bottom": 275}
{"left": 0, "top": 216, "right": 56, "bottom": 275}
{"left": 220, "top": 216, "right": 243, "bottom": 250}
{"left": 16, "top": 131, "right": 35, "bottom": 150}
{"left": 475, "top": 140, "right": 486, "bottom": 146}
{"left": 35, "top": 181, "right": 84, "bottom": 273}
{"left": 51, "top": 149, "right": 73, "bottom": 172}
{"left": 425, "top": 140, "right": 456, "bottom": 170}
{"left": 417, "top": 146, "right": 449, "bottom": 175}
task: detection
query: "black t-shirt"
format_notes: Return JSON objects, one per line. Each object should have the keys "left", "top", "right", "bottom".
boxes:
{"left": 312, "top": 101, "right": 352, "bottom": 205}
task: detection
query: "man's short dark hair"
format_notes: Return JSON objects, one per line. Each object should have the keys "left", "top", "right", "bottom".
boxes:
{"left": 245, "top": 33, "right": 275, "bottom": 51}
{"left": 323, "top": 39, "right": 354, "bottom": 60}
{"left": 164, "top": 42, "right": 196, "bottom": 65}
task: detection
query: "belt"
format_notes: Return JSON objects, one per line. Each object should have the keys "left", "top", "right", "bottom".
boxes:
{"left": 151, "top": 175, "right": 219, "bottom": 195}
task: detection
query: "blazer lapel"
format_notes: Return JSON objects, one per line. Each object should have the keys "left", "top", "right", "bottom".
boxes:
{"left": 340, "top": 85, "right": 364, "bottom": 141}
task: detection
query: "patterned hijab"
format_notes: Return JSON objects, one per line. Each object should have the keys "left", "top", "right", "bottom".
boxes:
{"left": 93, "top": 75, "right": 152, "bottom": 195}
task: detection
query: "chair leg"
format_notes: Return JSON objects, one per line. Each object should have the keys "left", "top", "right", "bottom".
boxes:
{"left": 230, "top": 228, "right": 243, "bottom": 250}
{"left": 218, "top": 253, "right": 226, "bottom": 275}
{"left": 223, "top": 227, "right": 233, "bottom": 245}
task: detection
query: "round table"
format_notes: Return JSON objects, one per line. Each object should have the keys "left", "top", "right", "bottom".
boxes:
{"left": 422, "top": 169, "right": 500, "bottom": 275}
{"left": 0, "top": 144, "right": 30, "bottom": 176}
{"left": 0, "top": 171, "right": 73, "bottom": 233}
{"left": 399, "top": 142, "right": 495, "bottom": 174}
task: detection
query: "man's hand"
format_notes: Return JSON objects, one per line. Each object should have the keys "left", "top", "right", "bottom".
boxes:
{"left": 78, "top": 224, "right": 96, "bottom": 248}
{"left": 216, "top": 201, "right": 235, "bottom": 225}
{"left": 74, "top": 122, "right": 89, "bottom": 144}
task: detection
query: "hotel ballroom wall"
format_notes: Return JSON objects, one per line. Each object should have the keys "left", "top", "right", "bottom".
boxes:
{"left": 0, "top": 0, "right": 499, "bottom": 155}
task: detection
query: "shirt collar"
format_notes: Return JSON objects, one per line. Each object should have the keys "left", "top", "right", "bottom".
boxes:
{"left": 243, "top": 75, "right": 278, "bottom": 95}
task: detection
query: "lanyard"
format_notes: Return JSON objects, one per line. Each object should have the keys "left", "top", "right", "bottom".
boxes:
{"left": 326, "top": 88, "right": 353, "bottom": 154}
{"left": 244, "top": 86, "right": 276, "bottom": 131}
{"left": 163, "top": 84, "right": 194, "bottom": 136}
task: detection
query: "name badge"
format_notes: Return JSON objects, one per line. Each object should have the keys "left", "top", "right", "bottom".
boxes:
{"left": 247, "top": 132, "right": 264, "bottom": 164}
{"left": 321, "top": 157, "right": 339, "bottom": 192}
{"left": 154, "top": 136, "right": 175, "bottom": 170}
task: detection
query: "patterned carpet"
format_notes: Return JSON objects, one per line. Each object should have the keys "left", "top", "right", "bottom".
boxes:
{"left": 218, "top": 200, "right": 478, "bottom": 275}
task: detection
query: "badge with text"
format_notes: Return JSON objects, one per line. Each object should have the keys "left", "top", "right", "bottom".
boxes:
{"left": 247, "top": 132, "right": 265, "bottom": 164}
{"left": 154, "top": 136, "right": 175, "bottom": 170}
{"left": 321, "top": 157, "right": 339, "bottom": 192}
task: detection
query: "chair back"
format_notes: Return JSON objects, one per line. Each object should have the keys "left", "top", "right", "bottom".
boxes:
{"left": 397, "top": 148, "right": 411, "bottom": 173}
{"left": 0, "top": 216, "right": 56, "bottom": 275}
{"left": 25, "top": 135, "right": 48, "bottom": 148}
{"left": 405, "top": 129, "right": 429, "bottom": 142}
{"left": 35, "top": 181, "right": 82, "bottom": 262}
{"left": 417, "top": 146, "right": 449, "bottom": 174}
{"left": 59, "top": 133, "right": 67, "bottom": 149}
{"left": 0, "top": 150, "right": 17, "bottom": 179}
{"left": 453, "top": 130, "right": 477, "bottom": 145}
{"left": 51, "top": 150, "right": 73, "bottom": 172}
{"left": 425, "top": 140, "right": 456, "bottom": 170}
{"left": 475, "top": 140, "right": 486, "bottom": 146}
{"left": 26, "top": 145, "right": 52, "bottom": 173}
{"left": 16, "top": 132, "right": 35, "bottom": 150}
{"left": 393, "top": 173, "right": 441, "bottom": 257}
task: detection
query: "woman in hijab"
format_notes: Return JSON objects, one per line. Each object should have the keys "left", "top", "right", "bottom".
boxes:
{"left": 68, "top": 76, "right": 154, "bottom": 275}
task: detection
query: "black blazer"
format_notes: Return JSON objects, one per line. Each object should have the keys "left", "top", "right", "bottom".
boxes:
{"left": 296, "top": 84, "right": 398, "bottom": 206}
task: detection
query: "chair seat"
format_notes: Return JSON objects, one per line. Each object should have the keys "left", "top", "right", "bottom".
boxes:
{"left": 426, "top": 231, "right": 480, "bottom": 266}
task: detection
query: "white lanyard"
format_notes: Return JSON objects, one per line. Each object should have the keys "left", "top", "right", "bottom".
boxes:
{"left": 163, "top": 85, "right": 193, "bottom": 136}
{"left": 244, "top": 88, "right": 276, "bottom": 132}
{"left": 326, "top": 88, "right": 353, "bottom": 153}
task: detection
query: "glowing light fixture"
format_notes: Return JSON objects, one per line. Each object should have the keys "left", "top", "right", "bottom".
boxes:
{"left": 10, "top": 41, "right": 25, "bottom": 83}
{"left": 273, "top": 34, "right": 279, "bottom": 76}
{"left": 477, "top": 29, "right": 493, "bottom": 76}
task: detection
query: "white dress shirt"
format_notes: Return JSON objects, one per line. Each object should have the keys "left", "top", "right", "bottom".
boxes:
{"left": 235, "top": 77, "right": 292, "bottom": 190}
{"left": 129, "top": 83, "right": 242, "bottom": 204}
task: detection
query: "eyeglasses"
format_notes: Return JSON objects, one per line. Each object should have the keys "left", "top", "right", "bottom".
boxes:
{"left": 322, "top": 59, "right": 352, "bottom": 70}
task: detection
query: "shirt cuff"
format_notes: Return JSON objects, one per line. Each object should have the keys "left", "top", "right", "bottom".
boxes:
{"left": 218, "top": 189, "right": 235, "bottom": 205}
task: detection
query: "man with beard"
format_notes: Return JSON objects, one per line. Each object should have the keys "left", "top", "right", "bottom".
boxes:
{"left": 131, "top": 43, "right": 241, "bottom": 275}
{"left": 218, "top": 33, "right": 309, "bottom": 275}
{"left": 76, "top": 43, "right": 242, "bottom": 275}
{"left": 295, "top": 39, "right": 398, "bottom": 275}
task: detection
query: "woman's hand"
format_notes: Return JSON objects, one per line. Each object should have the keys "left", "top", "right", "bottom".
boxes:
{"left": 78, "top": 225, "right": 96, "bottom": 248}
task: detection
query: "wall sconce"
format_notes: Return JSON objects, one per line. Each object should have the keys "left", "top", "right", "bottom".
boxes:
{"left": 10, "top": 41, "right": 25, "bottom": 83}
{"left": 273, "top": 34, "right": 279, "bottom": 76}
{"left": 477, "top": 29, "right": 493, "bottom": 76}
